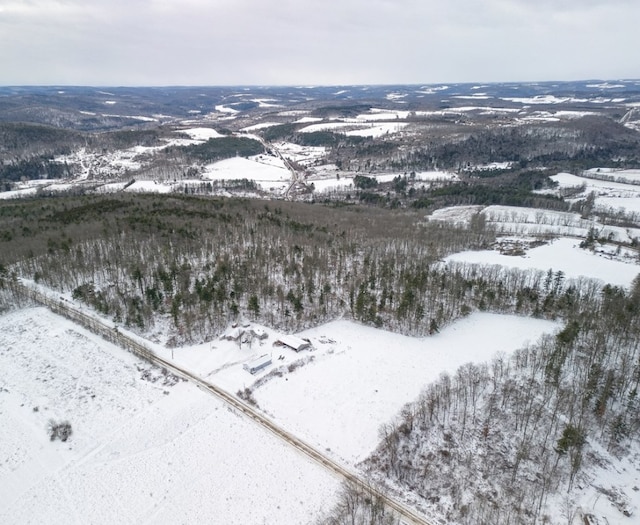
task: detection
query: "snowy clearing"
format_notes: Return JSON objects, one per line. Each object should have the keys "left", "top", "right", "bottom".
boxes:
{"left": 354, "top": 109, "right": 411, "bottom": 121}
{"left": 176, "top": 127, "right": 224, "bottom": 140}
{"left": 240, "top": 122, "right": 282, "bottom": 131}
{"left": 252, "top": 314, "right": 560, "bottom": 464}
{"left": 429, "top": 204, "right": 640, "bottom": 244}
{"left": 445, "top": 237, "right": 640, "bottom": 288}
{"left": 298, "top": 121, "right": 408, "bottom": 137}
{"left": 202, "top": 156, "right": 290, "bottom": 191}
{"left": 344, "top": 122, "right": 409, "bottom": 138}
{"left": 549, "top": 172, "right": 640, "bottom": 215}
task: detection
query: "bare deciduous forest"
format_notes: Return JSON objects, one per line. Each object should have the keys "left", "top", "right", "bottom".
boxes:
{"left": 0, "top": 194, "right": 599, "bottom": 345}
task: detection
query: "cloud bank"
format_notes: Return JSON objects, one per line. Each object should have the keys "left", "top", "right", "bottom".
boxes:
{"left": 1, "top": 0, "right": 639, "bottom": 85}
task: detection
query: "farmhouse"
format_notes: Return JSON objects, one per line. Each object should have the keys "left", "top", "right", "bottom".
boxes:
{"left": 220, "top": 325, "right": 244, "bottom": 342}
{"left": 243, "top": 354, "right": 272, "bottom": 374}
{"left": 274, "top": 335, "right": 311, "bottom": 352}
{"left": 220, "top": 324, "right": 269, "bottom": 344}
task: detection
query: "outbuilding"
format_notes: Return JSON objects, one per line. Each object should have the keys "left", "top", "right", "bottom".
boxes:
{"left": 243, "top": 354, "right": 272, "bottom": 374}
{"left": 274, "top": 335, "right": 312, "bottom": 352}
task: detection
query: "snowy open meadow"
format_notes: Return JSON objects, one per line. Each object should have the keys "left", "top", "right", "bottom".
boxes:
{"left": 0, "top": 307, "right": 340, "bottom": 525}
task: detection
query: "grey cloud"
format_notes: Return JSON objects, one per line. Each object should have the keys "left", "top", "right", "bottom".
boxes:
{"left": 1, "top": 0, "right": 638, "bottom": 85}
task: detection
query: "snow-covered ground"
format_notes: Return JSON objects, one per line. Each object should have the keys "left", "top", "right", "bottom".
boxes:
{"left": 0, "top": 307, "right": 339, "bottom": 525}
{"left": 445, "top": 236, "right": 640, "bottom": 288}
{"left": 177, "top": 127, "right": 224, "bottom": 140}
{"left": 202, "top": 156, "right": 291, "bottom": 191}
{"left": 272, "top": 141, "right": 326, "bottom": 166}
{"left": 310, "top": 170, "right": 458, "bottom": 194}
{"left": 0, "top": 303, "right": 561, "bottom": 517}
{"left": 2, "top": 280, "right": 636, "bottom": 523}
{"left": 251, "top": 314, "right": 560, "bottom": 464}
{"left": 549, "top": 171, "right": 640, "bottom": 215}
{"left": 240, "top": 122, "right": 282, "bottom": 131}
{"left": 297, "top": 120, "right": 409, "bottom": 138}
{"left": 345, "top": 122, "right": 409, "bottom": 138}
{"left": 429, "top": 204, "right": 640, "bottom": 244}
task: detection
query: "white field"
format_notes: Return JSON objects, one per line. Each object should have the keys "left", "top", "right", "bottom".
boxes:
{"left": 177, "top": 127, "right": 224, "bottom": 140}
{"left": 550, "top": 171, "right": 640, "bottom": 214}
{"left": 428, "top": 205, "right": 485, "bottom": 226}
{"left": 202, "top": 156, "right": 290, "bottom": 191}
{"left": 293, "top": 116, "right": 322, "bottom": 124}
{"left": 429, "top": 204, "right": 640, "bottom": 244}
{"left": 0, "top": 187, "right": 39, "bottom": 199}
{"left": 273, "top": 141, "right": 326, "bottom": 166}
{"left": 354, "top": 109, "right": 411, "bottom": 121}
{"left": 240, "top": 122, "right": 282, "bottom": 131}
{"left": 298, "top": 120, "right": 409, "bottom": 138}
{"left": 345, "top": 122, "right": 409, "bottom": 138}
{"left": 298, "top": 122, "right": 370, "bottom": 133}
{"left": 124, "top": 180, "right": 173, "bottom": 193}
{"left": 310, "top": 177, "right": 354, "bottom": 192}
{"left": 429, "top": 203, "right": 640, "bottom": 288}
{"left": 583, "top": 168, "right": 640, "bottom": 183}
{"left": 445, "top": 236, "right": 640, "bottom": 288}
{"left": 0, "top": 305, "right": 561, "bottom": 523}
{"left": 310, "top": 170, "right": 458, "bottom": 194}
{"left": 0, "top": 307, "right": 339, "bottom": 525}
{"left": 251, "top": 314, "right": 560, "bottom": 464}
{"left": 502, "top": 95, "right": 590, "bottom": 104}
{"left": 214, "top": 104, "right": 239, "bottom": 114}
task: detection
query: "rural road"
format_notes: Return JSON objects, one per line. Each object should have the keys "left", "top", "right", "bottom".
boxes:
{"left": 13, "top": 280, "right": 433, "bottom": 525}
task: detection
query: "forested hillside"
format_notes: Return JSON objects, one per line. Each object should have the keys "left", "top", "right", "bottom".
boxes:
{"left": 363, "top": 282, "right": 640, "bottom": 524}
{"left": 0, "top": 194, "right": 598, "bottom": 345}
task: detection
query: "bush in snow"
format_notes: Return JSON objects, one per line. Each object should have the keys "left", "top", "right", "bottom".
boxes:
{"left": 48, "top": 419, "right": 73, "bottom": 442}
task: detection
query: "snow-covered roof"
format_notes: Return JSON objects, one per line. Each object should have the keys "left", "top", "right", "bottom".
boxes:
{"left": 220, "top": 326, "right": 244, "bottom": 340}
{"left": 276, "top": 335, "right": 311, "bottom": 351}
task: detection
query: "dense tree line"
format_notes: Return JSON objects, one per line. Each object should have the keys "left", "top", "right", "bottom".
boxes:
{"left": 167, "top": 136, "right": 264, "bottom": 163}
{"left": 1, "top": 194, "right": 611, "bottom": 349}
{"left": 1, "top": 194, "right": 495, "bottom": 344}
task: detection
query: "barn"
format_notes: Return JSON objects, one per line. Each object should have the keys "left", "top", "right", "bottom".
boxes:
{"left": 243, "top": 354, "right": 272, "bottom": 375}
{"left": 275, "top": 335, "right": 311, "bottom": 352}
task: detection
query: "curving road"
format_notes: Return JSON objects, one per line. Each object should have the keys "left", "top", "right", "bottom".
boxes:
{"left": 13, "top": 280, "right": 432, "bottom": 525}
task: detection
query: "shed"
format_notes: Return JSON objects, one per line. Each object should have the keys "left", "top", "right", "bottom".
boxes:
{"left": 275, "top": 335, "right": 311, "bottom": 352}
{"left": 243, "top": 354, "right": 272, "bottom": 375}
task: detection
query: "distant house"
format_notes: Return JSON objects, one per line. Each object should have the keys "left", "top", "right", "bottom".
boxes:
{"left": 220, "top": 326, "right": 244, "bottom": 342}
{"left": 249, "top": 327, "right": 268, "bottom": 340}
{"left": 274, "top": 335, "right": 311, "bottom": 352}
{"left": 243, "top": 354, "right": 272, "bottom": 374}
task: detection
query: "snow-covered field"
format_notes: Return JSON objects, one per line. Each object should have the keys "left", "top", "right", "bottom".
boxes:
{"left": 550, "top": 171, "right": 640, "bottom": 214}
{"left": 481, "top": 205, "right": 640, "bottom": 242}
{"left": 0, "top": 307, "right": 339, "bottom": 525}
{"left": 445, "top": 236, "right": 640, "bottom": 288}
{"left": 297, "top": 116, "right": 409, "bottom": 138}
{"left": 2, "top": 278, "right": 637, "bottom": 523}
{"left": 202, "top": 156, "right": 290, "bottom": 191}
{"left": 251, "top": 314, "right": 560, "bottom": 464}
{"left": 429, "top": 203, "right": 640, "bottom": 244}
{"left": 310, "top": 170, "right": 458, "bottom": 194}
{"left": 177, "top": 127, "right": 224, "bottom": 140}
{"left": 428, "top": 201, "right": 640, "bottom": 289}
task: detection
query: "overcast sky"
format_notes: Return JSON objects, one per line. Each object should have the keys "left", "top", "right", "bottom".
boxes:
{"left": 1, "top": 0, "right": 639, "bottom": 86}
